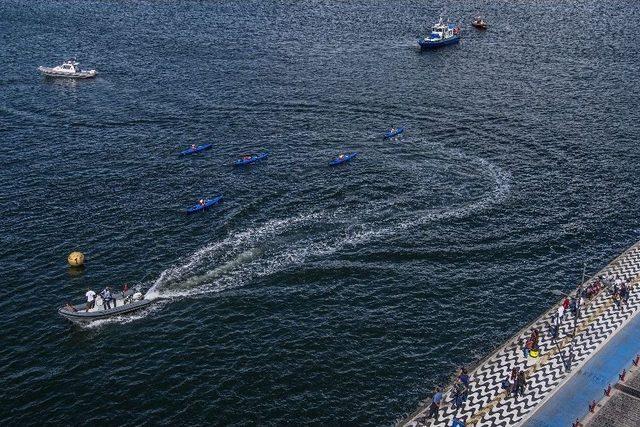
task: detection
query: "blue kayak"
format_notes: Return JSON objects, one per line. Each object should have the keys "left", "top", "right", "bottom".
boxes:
{"left": 179, "top": 144, "right": 212, "bottom": 155}
{"left": 186, "top": 195, "right": 223, "bottom": 214}
{"left": 329, "top": 152, "right": 357, "bottom": 166}
{"left": 234, "top": 151, "right": 268, "bottom": 166}
{"left": 384, "top": 127, "right": 405, "bottom": 139}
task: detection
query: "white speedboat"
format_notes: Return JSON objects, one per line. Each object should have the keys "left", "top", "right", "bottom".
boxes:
{"left": 38, "top": 59, "right": 97, "bottom": 79}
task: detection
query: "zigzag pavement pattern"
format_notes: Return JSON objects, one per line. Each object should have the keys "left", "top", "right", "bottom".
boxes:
{"left": 402, "top": 242, "right": 640, "bottom": 427}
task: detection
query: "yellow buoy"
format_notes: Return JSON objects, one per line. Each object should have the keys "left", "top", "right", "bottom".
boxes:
{"left": 67, "top": 251, "right": 85, "bottom": 267}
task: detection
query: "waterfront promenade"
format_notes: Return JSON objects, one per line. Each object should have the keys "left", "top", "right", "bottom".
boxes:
{"left": 523, "top": 309, "right": 640, "bottom": 426}
{"left": 401, "top": 242, "right": 640, "bottom": 427}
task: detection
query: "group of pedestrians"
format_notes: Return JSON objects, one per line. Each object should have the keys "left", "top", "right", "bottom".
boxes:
{"left": 584, "top": 277, "right": 603, "bottom": 299}
{"left": 427, "top": 367, "right": 470, "bottom": 421}
{"left": 451, "top": 368, "right": 470, "bottom": 409}
{"left": 550, "top": 296, "right": 574, "bottom": 339}
{"left": 550, "top": 287, "right": 588, "bottom": 340}
{"left": 523, "top": 328, "right": 541, "bottom": 358}
{"left": 585, "top": 273, "right": 632, "bottom": 311}
{"left": 501, "top": 366, "right": 528, "bottom": 397}
{"left": 612, "top": 280, "right": 631, "bottom": 310}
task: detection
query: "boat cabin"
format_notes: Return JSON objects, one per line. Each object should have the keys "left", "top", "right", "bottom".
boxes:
{"left": 60, "top": 60, "right": 80, "bottom": 73}
{"left": 429, "top": 21, "right": 458, "bottom": 41}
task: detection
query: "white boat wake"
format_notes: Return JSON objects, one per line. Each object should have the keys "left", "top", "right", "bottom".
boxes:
{"left": 142, "top": 144, "right": 511, "bottom": 310}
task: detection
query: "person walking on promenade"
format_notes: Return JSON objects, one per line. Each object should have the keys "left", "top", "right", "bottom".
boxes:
{"left": 562, "top": 297, "right": 570, "bottom": 311}
{"left": 613, "top": 290, "right": 622, "bottom": 310}
{"left": 570, "top": 296, "right": 578, "bottom": 316}
{"left": 551, "top": 309, "right": 562, "bottom": 339}
{"left": 451, "top": 380, "right": 467, "bottom": 409}
{"left": 616, "top": 276, "right": 623, "bottom": 287}
{"left": 605, "top": 273, "right": 615, "bottom": 287}
{"left": 523, "top": 337, "right": 534, "bottom": 358}
{"left": 428, "top": 387, "right": 443, "bottom": 419}
{"left": 458, "top": 367, "right": 470, "bottom": 387}
{"left": 501, "top": 376, "right": 512, "bottom": 396}
{"left": 509, "top": 366, "right": 519, "bottom": 395}
{"left": 531, "top": 329, "right": 540, "bottom": 348}
{"left": 620, "top": 282, "right": 630, "bottom": 305}
{"left": 557, "top": 304, "right": 565, "bottom": 320}
{"left": 515, "top": 370, "right": 527, "bottom": 397}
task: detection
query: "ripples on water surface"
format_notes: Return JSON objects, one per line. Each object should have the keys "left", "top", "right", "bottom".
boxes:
{"left": 1, "top": 0, "right": 640, "bottom": 425}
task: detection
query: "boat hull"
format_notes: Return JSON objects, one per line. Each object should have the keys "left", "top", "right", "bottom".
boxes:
{"left": 38, "top": 67, "right": 97, "bottom": 79}
{"left": 418, "top": 36, "right": 460, "bottom": 50}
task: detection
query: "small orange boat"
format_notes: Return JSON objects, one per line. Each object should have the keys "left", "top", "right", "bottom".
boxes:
{"left": 472, "top": 17, "right": 488, "bottom": 30}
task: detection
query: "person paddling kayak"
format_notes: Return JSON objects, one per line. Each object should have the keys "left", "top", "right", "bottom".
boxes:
{"left": 186, "top": 195, "right": 223, "bottom": 214}
{"left": 329, "top": 152, "right": 357, "bottom": 166}
{"left": 384, "top": 126, "right": 405, "bottom": 139}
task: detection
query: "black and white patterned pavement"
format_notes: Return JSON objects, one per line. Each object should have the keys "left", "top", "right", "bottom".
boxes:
{"left": 401, "top": 243, "right": 640, "bottom": 427}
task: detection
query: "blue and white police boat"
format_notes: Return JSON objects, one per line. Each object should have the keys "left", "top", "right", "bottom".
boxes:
{"left": 418, "top": 19, "right": 461, "bottom": 50}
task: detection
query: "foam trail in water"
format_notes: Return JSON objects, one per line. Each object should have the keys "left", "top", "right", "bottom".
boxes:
{"left": 142, "top": 145, "right": 511, "bottom": 312}
{"left": 248, "top": 154, "right": 512, "bottom": 277}
{"left": 146, "top": 212, "right": 324, "bottom": 298}
{"left": 145, "top": 248, "right": 261, "bottom": 299}
{"left": 195, "top": 154, "right": 511, "bottom": 284}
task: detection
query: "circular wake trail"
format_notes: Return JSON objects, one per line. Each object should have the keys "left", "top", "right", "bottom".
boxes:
{"left": 144, "top": 145, "right": 511, "bottom": 308}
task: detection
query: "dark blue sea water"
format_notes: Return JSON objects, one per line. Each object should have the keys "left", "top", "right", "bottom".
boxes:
{"left": 1, "top": 0, "right": 640, "bottom": 425}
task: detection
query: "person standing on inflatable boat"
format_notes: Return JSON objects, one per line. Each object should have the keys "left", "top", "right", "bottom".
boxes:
{"left": 100, "top": 287, "right": 113, "bottom": 310}
{"left": 85, "top": 289, "right": 96, "bottom": 312}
